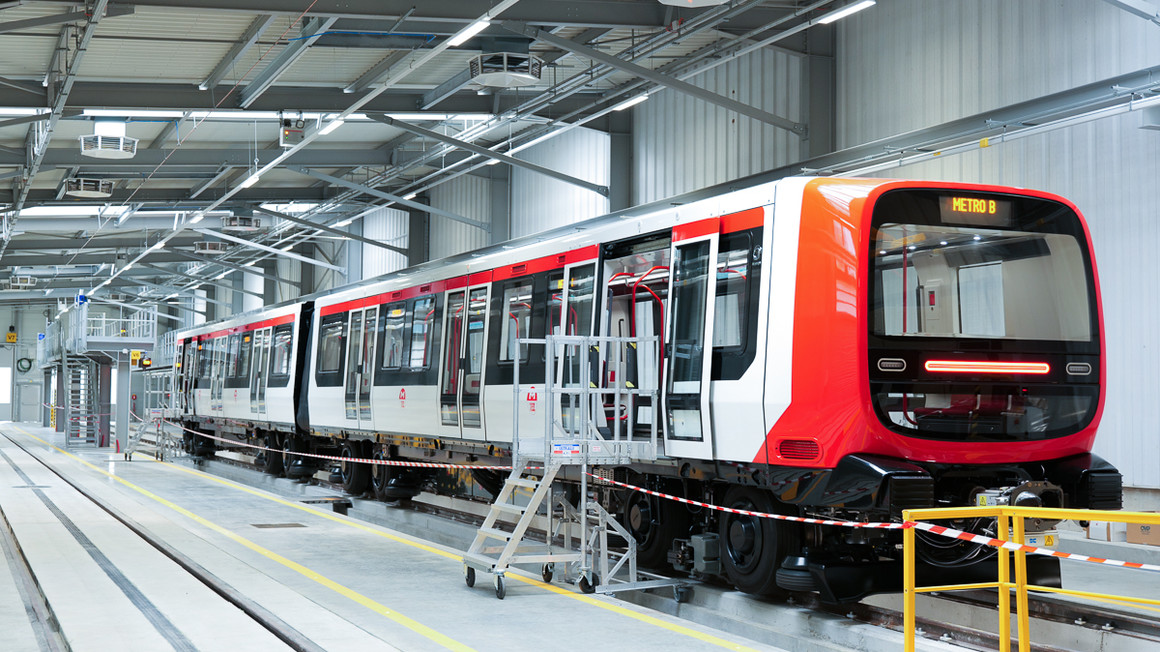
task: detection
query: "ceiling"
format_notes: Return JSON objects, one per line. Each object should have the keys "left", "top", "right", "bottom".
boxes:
{"left": 0, "top": 0, "right": 844, "bottom": 313}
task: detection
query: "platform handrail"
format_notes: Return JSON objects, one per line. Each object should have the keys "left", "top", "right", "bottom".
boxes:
{"left": 902, "top": 506, "right": 1160, "bottom": 652}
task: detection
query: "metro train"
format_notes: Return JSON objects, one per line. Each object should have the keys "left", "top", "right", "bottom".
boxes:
{"left": 170, "top": 176, "right": 1122, "bottom": 602}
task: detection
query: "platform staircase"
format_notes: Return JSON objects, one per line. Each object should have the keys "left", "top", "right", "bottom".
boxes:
{"left": 64, "top": 356, "right": 100, "bottom": 447}
{"left": 462, "top": 335, "right": 689, "bottom": 600}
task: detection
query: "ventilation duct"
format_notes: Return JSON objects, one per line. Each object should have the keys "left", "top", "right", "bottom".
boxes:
{"left": 468, "top": 52, "right": 542, "bottom": 88}
{"left": 64, "top": 178, "right": 114, "bottom": 199}
{"left": 79, "top": 118, "right": 138, "bottom": 159}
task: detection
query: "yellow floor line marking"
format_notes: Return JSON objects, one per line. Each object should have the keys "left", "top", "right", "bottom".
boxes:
{"left": 24, "top": 428, "right": 757, "bottom": 652}
{"left": 10, "top": 426, "right": 474, "bottom": 652}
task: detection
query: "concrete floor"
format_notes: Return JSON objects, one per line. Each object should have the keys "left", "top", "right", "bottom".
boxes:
{"left": 2, "top": 420, "right": 1157, "bottom": 652}
{"left": 0, "top": 423, "right": 793, "bottom": 652}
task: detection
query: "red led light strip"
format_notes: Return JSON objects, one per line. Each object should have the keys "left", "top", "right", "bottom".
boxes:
{"left": 924, "top": 360, "right": 1051, "bottom": 374}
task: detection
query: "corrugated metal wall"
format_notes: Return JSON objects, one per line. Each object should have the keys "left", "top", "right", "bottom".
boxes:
{"left": 429, "top": 175, "right": 492, "bottom": 260}
{"left": 837, "top": 0, "right": 1160, "bottom": 487}
{"left": 311, "top": 241, "right": 347, "bottom": 293}
{"left": 510, "top": 127, "right": 610, "bottom": 237}
{"left": 361, "top": 205, "right": 409, "bottom": 279}
{"left": 274, "top": 259, "right": 300, "bottom": 303}
{"left": 632, "top": 47, "right": 804, "bottom": 204}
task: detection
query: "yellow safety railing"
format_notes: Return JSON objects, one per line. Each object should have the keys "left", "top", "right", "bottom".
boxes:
{"left": 902, "top": 506, "right": 1160, "bottom": 652}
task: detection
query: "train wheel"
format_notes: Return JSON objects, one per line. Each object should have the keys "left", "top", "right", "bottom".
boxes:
{"left": 260, "top": 434, "right": 283, "bottom": 475}
{"left": 623, "top": 480, "right": 690, "bottom": 568}
{"left": 283, "top": 436, "right": 313, "bottom": 480}
{"left": 339, "top": 441, "right": 370, "bottom": 495}
{"left": 718, "top": 485, "right": 796, "bottom": 596}
{"left": 370, "top": 448, "right": 392, "bottom": 501}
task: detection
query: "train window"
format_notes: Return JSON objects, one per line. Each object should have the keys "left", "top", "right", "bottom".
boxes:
{"left": 409, "top": 297, "right": 436, "bottom": 369}
{"left": 381, "top": 302, "right": 407, "bottom": 369}
{"left": 268, "top": 324, "right": 293, "bottom": 387}
{"left": 317, "top": 316, "right": 346, "bottom": 373}
{"left": 465, "top": 288, "right": 488, "bottom": 375}
{"left": 197, "top": 340, "right": 212, "bottom": 380}
{"left": 238, "top": 334, "right": 253, "bottom": 378}
{"left": 499, "top": 282, "right": 533, "bottom": 363}
{"left": 565, "top": 264, "right": 595, "bottom": 337}
{"left": 713, "top": 232, "right": 751, "bottom": 350}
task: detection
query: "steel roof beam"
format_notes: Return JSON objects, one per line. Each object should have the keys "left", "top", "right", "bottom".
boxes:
{"left": 0, "top": 148, "right": 391, "bottom": 168}
{"left": 1101, "top": 0, "right": 1160, "bottom": 25}
{"left": 345, "top": 51, "right": 409, "bottom": 95}
{"left": 193, "top": 227, "right": 345, "bottom": 272}
{"left": 372, "top": 114, "right": 609, "bottom": 196}
{"left": 200, "top": 14, "right": 276, "bottom": 90}
{"left": 2, "top": 187, "right": 337, "bottom": 205}
{"left": 0, "top": 3, "right": 132, "bottom": 34}
{"left": 252, "top": 205, "right": 408, "bottom": 256}
{"left": 168, "top": 249, "right": 299, "bottom": 286}
{"left": 239, "top": 16, "right": 338, "bottom": 108}
{"left": 135, "top": 262, "right": 265, "bottom": 299}
{"left": 503, "top": 20, "right": 807, "bottom": 137}
{"left": 288, "top": 166, "right": 491, "bottom": 232}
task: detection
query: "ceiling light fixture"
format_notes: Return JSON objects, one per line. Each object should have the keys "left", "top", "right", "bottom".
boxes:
{"left": 239, "top": 173, "right": 261, "bottom": 189}
{"left": 611, "top": 95, "right": 650, "bottom": 112}
{"left": 448, "top": 19, "right": 489, "bottom": 47}
{"left": 333, "top": 219, "right": 353, "bottom": 227}
{"left": 818, "top": 0, "right": 876, "bottom": 24}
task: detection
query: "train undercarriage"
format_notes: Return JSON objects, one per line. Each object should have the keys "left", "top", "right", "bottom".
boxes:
{"left": 180, "top": 420, "right": 1122, "bottom": 605}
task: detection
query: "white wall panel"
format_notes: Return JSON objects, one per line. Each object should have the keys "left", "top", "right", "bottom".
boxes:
{"left": 361, "top": 205, "right": 409, "bottom": 279}
{"left": 274, "top": 259, "right": 300, "bottom": 303}
{"left": 510, "top": 127, "right": 610, "bottom": 237}
{"left": 837, "top": 0, "right": 1160, "bottom": 487}
{"left": 311, "top": 241, "right": 347, "bottom": 293}
{"left": 632, "top": 47, "right": 803, "bottom": 204}
{"left": 430, "top": 175, "right": 491, "bottom": 260}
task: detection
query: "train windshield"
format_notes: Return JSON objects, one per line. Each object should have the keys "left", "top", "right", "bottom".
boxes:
{"left": 868, "top": 189, "right": 1099, "bottom": 442}
{"left": 870, "top": 200, "right": 1093, "bottom": 343}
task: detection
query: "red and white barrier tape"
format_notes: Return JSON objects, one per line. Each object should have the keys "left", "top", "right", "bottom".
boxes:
{"left": 153, "top": 420, "right": 1160, "bottom": 573}
{"left": 590, "top": 473, "right": 1160, "bottom": 573}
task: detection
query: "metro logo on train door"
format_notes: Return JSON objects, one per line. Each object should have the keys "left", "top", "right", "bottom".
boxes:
{"left": 526, "top": 387, "right": 538, "bottom": 412}
{"left": 399, "top": 388, "right": 406, "bottom": 408}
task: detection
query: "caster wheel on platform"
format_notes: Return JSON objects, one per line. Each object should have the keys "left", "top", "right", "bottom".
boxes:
{"left": 541, "top": 563, "right": 554, "bottom": 584}
{"left": 464, "top": 565, "right": 475, "bottom": 588}
{"left": 578, "top": 574, "right": 598, "bottom": 594}
{"left": 494, "top": 574, "right": 506, "bottom": 600}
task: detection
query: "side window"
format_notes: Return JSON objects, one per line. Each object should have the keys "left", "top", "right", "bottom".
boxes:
{"left": 315, "top": 314, "right": 347, "bottom": 386}
{"left": 499, "top": 281, "right": 533, "bottom": 363}
{"left": 564, "top": 264, "right": 595, "bottom": 337}
{"left": 713, "top": 232, "right": 751, "bottom": 351}
{"left": 409, "top": 297, "right": 435, "bottom": 368}
{"left": 381, "top": 302, "right": 407, "bottom": 370}
{"left": 197, "top": 340, "right": 212, "bottom": 381}
{"left": 268, "top": 324, "right": 293, "bottom": 387}
{"left": 238, "top": 333, "right": 253, "bottom": 377}
{"left": 711, "top": 228, "right": 763, "bottom": 381}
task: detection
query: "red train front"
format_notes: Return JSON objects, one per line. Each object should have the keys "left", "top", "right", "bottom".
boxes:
{"left": 724, "top": 178, "right": 1122, "bottom": 602}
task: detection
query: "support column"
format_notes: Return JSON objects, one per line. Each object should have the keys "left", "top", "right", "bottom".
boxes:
{"left": 55, "top": 360, "right": 65, "bottom": 433}
{"left": 407, "top": 201, "right": 430, "bottom": 267}
{"left": 243, "top": 266, "right": 263, "bottom": 312}
{"left": 115, "top": 353, "right": 130, "bottom": 453}
{"left": 98, "top": 361, "right": 112, "bottom": 447}
{"left": 42, "top": 368, "right": 52, "bottom": 428}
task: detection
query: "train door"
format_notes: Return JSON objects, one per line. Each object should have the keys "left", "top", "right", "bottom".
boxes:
{"left": 343, "top": 307, "right": 378, "bottom": 428}
{"left": 173, "top": 340, "right": 185, "bottom": 414}
{"left": 439, "top": 284, "right": 491, "bottom": 437}
{"left": 662, "top": 219, "right": 720, "bottom": 459}
{"left": 249, "top": 327, "right": 271, "bottom": 416}
{"left": 210, "top": 336, "right": 225, "bottom": 413}
{"left": 553, "top": 263, "right": 597, "bottom": 430}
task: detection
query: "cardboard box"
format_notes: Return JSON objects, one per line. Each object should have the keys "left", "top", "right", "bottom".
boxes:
{"left": 1085, "top": 520, "right": 1127, "bottom": 542}
{"left": 1127, "top": 513, "right": 1160, "bottom": 546}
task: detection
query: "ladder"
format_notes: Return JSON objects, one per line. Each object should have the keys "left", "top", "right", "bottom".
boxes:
{"left": 463, "top": 335, "right": 688, "bottom": 599}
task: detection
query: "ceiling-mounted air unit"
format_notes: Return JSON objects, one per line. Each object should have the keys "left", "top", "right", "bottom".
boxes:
{"left": 221, "top": 216, "right": 262, "bottom": 232}
{"left": 195, "top": 241, "right": 231, "bottom": 255}
{"left": 79, "top": 118, "right": 138, "bottom": 159}
{"left": 468, "top": 52, "right": 543, "bottom": 88}
{"left": 64, "top": 178, "right": 114, "bottom": 199}
{"left": 5, "top": 276, "right": 35, "bottom": 290}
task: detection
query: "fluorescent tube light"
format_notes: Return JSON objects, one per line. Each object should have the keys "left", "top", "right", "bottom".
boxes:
{"left": 448, "top": 19, "right": 489, "bottom": 47}
{"left": 611, "top": 95, "right": 649, "bottom": 112}
{"left": 239, "top": 173, "right": 261, "bottom": 189}
{"left": 818, "top": 0, "right": 875, "bottom": 24}
{"left": 189, "top": 212, "right": 205, "bottom": 224}
{"left": 333, "top": 219, "right": 353, "bottom": 227}
{"left": 280, "top": 244, "right": 295, "bottom": 251}
{"left": 403, "top": 192, "right": 417, "bottom": 200}
{"left": 319, "top": 119, "right": 344, "bottom": 135}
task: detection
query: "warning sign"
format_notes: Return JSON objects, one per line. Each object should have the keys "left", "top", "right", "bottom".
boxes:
{"left": 130, "top": 350, "right": 142, "bottom": 362}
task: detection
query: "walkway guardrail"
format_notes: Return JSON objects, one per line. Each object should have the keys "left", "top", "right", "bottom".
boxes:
{"left": 902, "top": 506, "right": 1160, "bottom": 652}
